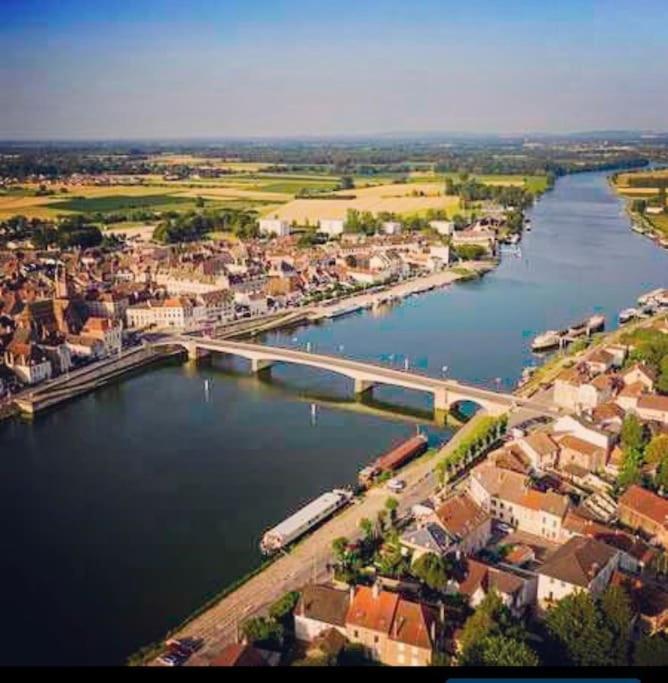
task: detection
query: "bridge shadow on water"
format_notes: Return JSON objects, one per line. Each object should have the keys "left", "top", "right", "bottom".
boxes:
{"left": 195, "top": 357, "right": 463, "bottom": 432}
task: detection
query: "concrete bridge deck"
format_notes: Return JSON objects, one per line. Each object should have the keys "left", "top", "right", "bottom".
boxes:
{"left": 152, "top": 335, "right": 563, "bottom": 420}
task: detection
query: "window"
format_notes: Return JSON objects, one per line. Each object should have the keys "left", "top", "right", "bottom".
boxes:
{"left": 354, "top": 630, "right": 359, "bottom": 638}
{"left": 374, "top": 636, "right": 379, "bottom": 644}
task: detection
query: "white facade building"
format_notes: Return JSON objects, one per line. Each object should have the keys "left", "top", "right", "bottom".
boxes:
{"left": 319, "top": 218, "right": 345, "bottom": 237}
{"left": 259, "top": 218, "right": 290, "bottom": 237}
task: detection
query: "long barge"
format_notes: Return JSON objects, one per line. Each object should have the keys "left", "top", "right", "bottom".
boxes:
{"left": 260, "top": 488, "right": 353, "bottom": 554}
{"left": 358, "top": 433, "right": 429, "bottom": 487}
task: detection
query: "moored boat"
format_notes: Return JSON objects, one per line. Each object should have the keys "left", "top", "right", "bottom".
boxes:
{"left": 618, "top": 308, "right": 637, "bottom": 324}
{"left": 531, "top": 330, "right": 561, "bottom": 352}
{"left": 586, "top": 314, "right": 605, "bottom": 333}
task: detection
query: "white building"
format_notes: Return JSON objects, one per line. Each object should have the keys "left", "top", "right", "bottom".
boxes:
{"left": 82, "top": 317, "right": 123, "bottom": 356}
{"left": 4, "top": 343, "right": 52, "bottom": 385}
{"left": 429, "top": 220, "right": 454, "bottom": 236}
{"left": 259, "top": 218, "right": 290, "bottom": 237}
{"left": 126, "top": 296, "right": 206, "bottom": 330}
{"left": 294, "top": 584, "right": 350, "bottom": 642}
{"left": 318, "top": 218, "right": 345, "bottom": 238}
{"left": 382, "top": 221, "right": 402, "bottom": 235}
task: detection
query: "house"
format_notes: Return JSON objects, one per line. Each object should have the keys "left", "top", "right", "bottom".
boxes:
{"left": 454, "top": 558, "right": 538, "bottom": 617}
{"left": 319, "top": 219, "right": 345, "bottom": 238}
{"left": 210, "top": 643, "right": 269, "bottom": 667}
{"left": 536, "top": 536, "right": 620, "bottom": 611}
{"left": 554, "top": 433, "right": 607, "bottom": 473}
{"left": 517, "top": 431, "right": 560, "bottom": 472}
{"left": 400, "top": 523, "right": 454, "bottom": 560}
{"left": 4, "top": 341, "right": 52, "bottom": 385}
{"left": 618, "top": 485, "right": 668, "bottom": 548}
{"left": 82, "top": 317, "right": 122, "bottom": 356}
{"left": 259, "top": 218, "right": 290, "bottom": 237}
{"left": 552, "top": 415, "right": 614, "bottom": 453}
{"left": 429, "top": 492, "right": 491, "bottom": 556}
{"left": 65, "top": 334, "right": 106, "bottom": 360}
{"left": 591, "top": 401, "right": 625, "bottom": 433}
{"left": 126, "top": 296, "right": 205, "bottom": 330}
{"left": 563, "top": 510, "right": 658, "bottom": 575}
{"left": 584, "top": 348, "right": 616, "bottom": 375}
{"left": 635, "top": 395, "right": 668, "bottom": 425}
{"left": 469, "top": 462, "right": 570, "bottom": 541}
{"left": 615, "top": 381, "right": 646, "bottom": 411}
{"left": 294, "top": 584, "right": 350, "bottom": 642}
{"left": 621, "top": 363, "right": 656, "bottom": 391}
{"left": 553, "top": 366, "right": 614, "bottom": 413}
{"left": 345, "top": 585, "right": 440, "bottom": 666}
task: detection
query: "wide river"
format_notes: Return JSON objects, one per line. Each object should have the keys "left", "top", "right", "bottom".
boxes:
{"left": 1, "top": 170, "right": 667, "bottom": 665}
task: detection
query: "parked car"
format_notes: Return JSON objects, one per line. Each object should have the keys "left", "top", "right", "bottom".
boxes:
{"left": 387, "top": 478, "right": 406, "bottom": 493}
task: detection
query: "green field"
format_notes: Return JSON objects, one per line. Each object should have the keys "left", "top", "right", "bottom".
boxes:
{"left": 49, "top": 194, "right": 196, "bottom": 213}
{"left": 256, "top": 179, "right": 341, "bottom": 194}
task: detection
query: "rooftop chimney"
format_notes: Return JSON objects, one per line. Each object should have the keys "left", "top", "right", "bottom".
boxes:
{"left": 372, "top": 582, "right": 380, "bottom": 600}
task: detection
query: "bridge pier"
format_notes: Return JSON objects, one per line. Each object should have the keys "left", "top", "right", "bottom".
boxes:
{"left": 353, "top": 378, "right": 375, "bottom": 398}
{"left": 185, "top": 343, "right": 210, "bottom": 364}
{"left": 251, "top": 358, "right": 274, "bottom": 374}
{"left": 433, "top": 387, "right": 450, "bottom": 427}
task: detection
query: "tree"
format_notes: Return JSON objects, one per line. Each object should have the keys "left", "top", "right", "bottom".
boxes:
{"left": 332, "top": 537, "right": 349, "bottom": 565}
{"left": 455, "top": 244, "right": 487, "bottom": 261}
{"left": 459, "top": 590, "right": 503, "bottom": 653}
{"left": 545, "top": 592, "right": 616, "bottom": 666}
{"left": 269, "top": 591, "right": 300, "bottom": 624}
{"left": 359, "top": 517, "right": 374, "bottom": 540}
{"left": 634, "top": 633, "right": 668, "bottom": 666}
{"left": 600, "top": 586, "right": 633, "bottom": 664}
{"left": 658, "top": 355, "right": 668, "bottom": 395}
{"left": 621, "top": 413, "right": 648, "bottom": 452}
{"left": 339, "top": 175, "right": 354, "bottom": 190}
{"left": 385, "top": 496, "right": 399, "bottom": 523}
{"left": 241, "top": 616, "right": 284, "bottom": 648}
{"left": 466, "top": 634, "right": 540, "bottom": 666}
{"left": 646, "top": 434, "right": 668, "bottom": 465}
{"left": 411, "top": 552, "right": 449, "bottom": 591}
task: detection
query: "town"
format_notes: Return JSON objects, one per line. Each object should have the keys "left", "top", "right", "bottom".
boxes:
{"left": 147, "top": 296, "right": 668, "bottom": 668}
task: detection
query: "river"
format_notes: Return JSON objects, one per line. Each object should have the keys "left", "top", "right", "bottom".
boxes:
{"left": 1, "top": 170, "right": 666, "bottom": 665}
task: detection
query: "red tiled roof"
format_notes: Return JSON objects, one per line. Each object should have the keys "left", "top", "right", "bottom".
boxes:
{"left": 619, "top": 485, "right": 668, "bottom": 529}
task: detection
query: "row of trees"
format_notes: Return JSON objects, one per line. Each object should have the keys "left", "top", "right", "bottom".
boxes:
{"left": 435, "top": 414, "right": 508, "bottom": 486}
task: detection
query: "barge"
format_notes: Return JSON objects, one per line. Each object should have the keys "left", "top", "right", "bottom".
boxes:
{"left": 260, "top": 488, "right": 353, "bottom": 554}
{"left": 358, "top": 433, "right": 428, "bottom": 488}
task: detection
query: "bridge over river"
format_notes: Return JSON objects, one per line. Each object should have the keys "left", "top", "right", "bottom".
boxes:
{"left": 152, "top": 334, "right": 564, "bottom": 422}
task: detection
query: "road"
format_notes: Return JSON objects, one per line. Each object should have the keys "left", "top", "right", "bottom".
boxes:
{"left": 161, "top": 413, "right": 488, "bottom": 666}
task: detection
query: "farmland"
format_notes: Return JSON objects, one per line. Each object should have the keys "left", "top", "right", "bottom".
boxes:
{"left": 0, "top": 168, "right": 548, "bottom": 224}
{"left": 267, "top": 182, "right": 461, "bottom": 223}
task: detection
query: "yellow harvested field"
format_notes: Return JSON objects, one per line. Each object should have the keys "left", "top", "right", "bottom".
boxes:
{"left": 268, "top": 183, "right": 460, "bottom": 222}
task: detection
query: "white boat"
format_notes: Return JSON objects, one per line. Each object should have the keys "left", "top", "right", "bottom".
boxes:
{"left": 586, "top": 314, "right": 605, "bottom": 333}
{"left": 618, "top": 308, "right": 637, "bottom": 324}
{"left": 260, "top": 489, "right": 353, "bottom": 554}
{"left": 531, "top": 330, "right": 562, "bottom": 352}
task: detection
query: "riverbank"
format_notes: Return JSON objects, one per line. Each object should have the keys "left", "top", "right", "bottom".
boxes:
{"left": 136, "top": 410, "right": 490, "bottom": 667}
{"left": 517, "top": 310, "right": 667, "bottom": 398}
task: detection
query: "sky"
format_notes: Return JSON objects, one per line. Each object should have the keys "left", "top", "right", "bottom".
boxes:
{"left": 1, "top": 0, "right": 668, "bottom": 140}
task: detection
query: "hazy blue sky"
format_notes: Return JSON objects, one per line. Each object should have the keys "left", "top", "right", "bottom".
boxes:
{"left": 2, "top": 0, "right": 667, "bottom": 139}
